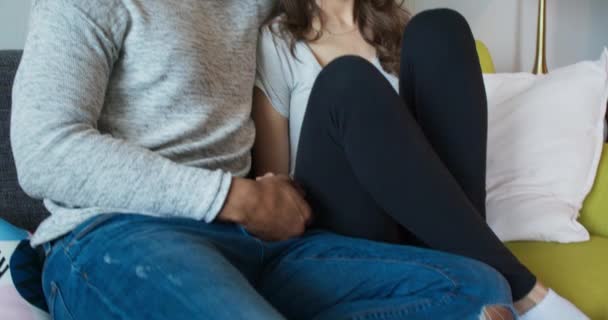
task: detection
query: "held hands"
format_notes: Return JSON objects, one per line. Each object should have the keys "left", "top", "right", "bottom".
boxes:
{"left": 218, "top": 174, "right": 313, "bottom": 241}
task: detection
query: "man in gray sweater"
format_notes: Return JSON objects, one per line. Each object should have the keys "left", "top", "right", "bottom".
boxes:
{"left": 11, "top": 0, "right": 514, "bottom": 319}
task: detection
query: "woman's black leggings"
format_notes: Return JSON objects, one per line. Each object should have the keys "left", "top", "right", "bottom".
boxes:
{"left": 294, "top": 9, "right": 536, "bottom": 301}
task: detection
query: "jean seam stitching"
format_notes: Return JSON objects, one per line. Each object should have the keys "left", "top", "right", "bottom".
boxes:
{"left": 50, "top": 282, "right": 76, "bottom": 320}
{"left": 59, "top": 243, "right": 128, "bottom": 320}
{"left": 281, "top": 256, "right": 458, "bottom": 287}
{"left": 347, "top": 293, "right": 458, "bottom": 320}
{"left": 65, "top": 214, "right": 117, "bottom": 250}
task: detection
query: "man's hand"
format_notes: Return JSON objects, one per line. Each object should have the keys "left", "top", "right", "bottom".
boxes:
{"left": 218, "top": 175, "right": 313, "bottom": 241}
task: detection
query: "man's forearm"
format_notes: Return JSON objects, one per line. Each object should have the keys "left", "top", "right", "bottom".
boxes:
{"left": 11, "top": 114, "right": 233, "bottom": 222}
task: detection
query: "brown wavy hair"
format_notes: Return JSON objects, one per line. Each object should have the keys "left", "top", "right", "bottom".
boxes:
{"left": 264, "top": 0, "right": 411, "bottom": 75}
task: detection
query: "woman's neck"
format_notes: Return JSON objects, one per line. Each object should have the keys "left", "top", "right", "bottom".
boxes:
{"left": 316, "top": 0, "right": 356, "bottom": 31}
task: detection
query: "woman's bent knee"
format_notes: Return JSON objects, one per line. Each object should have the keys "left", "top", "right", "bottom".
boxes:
{"left": 408, "top": 8, "right": 469, "bottom": 32}
{"left": 314, "top": 55, "right": 382, "bottom": 91}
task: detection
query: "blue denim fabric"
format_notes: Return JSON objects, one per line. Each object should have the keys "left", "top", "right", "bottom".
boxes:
{"left": 42, "top": 214, "right": 516, "bottom": 320}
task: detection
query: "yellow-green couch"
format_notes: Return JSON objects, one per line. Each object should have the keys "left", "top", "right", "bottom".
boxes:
{"left": 477, "top": 41, "right": 608, "bottom": 320}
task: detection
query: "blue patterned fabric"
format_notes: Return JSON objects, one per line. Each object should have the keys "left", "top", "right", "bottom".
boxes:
{"left": 10, "top": 240, "right": 47, "bottom": 312}
{"left": 0, "top": 218, "right": 29, "bottom": 241}
{"left": 0, "top": 50, "right": 49, "bottom": 232}
{"left": 0, "top": 218, "right": 48, "bottom": 315}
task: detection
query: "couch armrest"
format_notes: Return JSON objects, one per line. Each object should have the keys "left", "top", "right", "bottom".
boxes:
{"left": 475, "top": 40, "right": 496, "bottom": 74}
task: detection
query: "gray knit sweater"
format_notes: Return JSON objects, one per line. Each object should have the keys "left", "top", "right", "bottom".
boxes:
{"left": 11, "top": 0, "right": 273, "bottom": 246}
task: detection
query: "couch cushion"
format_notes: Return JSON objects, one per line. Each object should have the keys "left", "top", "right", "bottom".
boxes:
{"left": 507, "top": 237, "right": 608, "bottom": 320}
{"left": 580, "top": 144, "right": 608, "bottom": 238}
{"left": 0, "top": 50, "right": 49, "bottom": 231}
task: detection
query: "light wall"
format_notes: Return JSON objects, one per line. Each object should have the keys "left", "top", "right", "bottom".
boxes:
{"left": 0, "top": 0, "right": 32, "bottom": 50}
{"left": 405, "top": 0, "right": 608, "bottom": 72}
{"left": 1, "top": 0, "right": 607, "bottom": 72}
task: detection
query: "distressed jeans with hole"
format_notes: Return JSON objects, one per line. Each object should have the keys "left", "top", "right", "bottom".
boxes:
{"left": 42, "top": 214, "right": 516, "bottom": 319}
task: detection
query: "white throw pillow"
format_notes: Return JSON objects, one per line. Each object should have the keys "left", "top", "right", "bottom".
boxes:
{"left": 485, "top": 49, "right": 608, "bottom": 243}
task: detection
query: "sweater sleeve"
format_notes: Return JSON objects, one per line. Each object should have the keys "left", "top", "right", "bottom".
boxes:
{"left": 10, "top": 0, "right": 232, "bottom": 223}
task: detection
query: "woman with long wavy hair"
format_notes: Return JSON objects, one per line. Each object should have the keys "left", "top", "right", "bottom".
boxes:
{"left": 252, "top": 0, "right": 588, "bottom": 319}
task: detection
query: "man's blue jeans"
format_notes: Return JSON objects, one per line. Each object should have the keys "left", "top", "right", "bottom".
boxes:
{"left": 42, "top": 214, "right": 515, "bottom": 319}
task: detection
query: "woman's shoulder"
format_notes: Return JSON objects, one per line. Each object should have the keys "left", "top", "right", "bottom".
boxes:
{"left": 257, "top": 16, "right": 317, "bottom": 85}
{"left": 258, "top": 16, "right": 295, "bottom": 52}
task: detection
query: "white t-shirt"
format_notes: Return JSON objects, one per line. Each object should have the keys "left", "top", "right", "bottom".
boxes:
{"left": 255, "top": 25, "right": 399, "bottom": 174}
